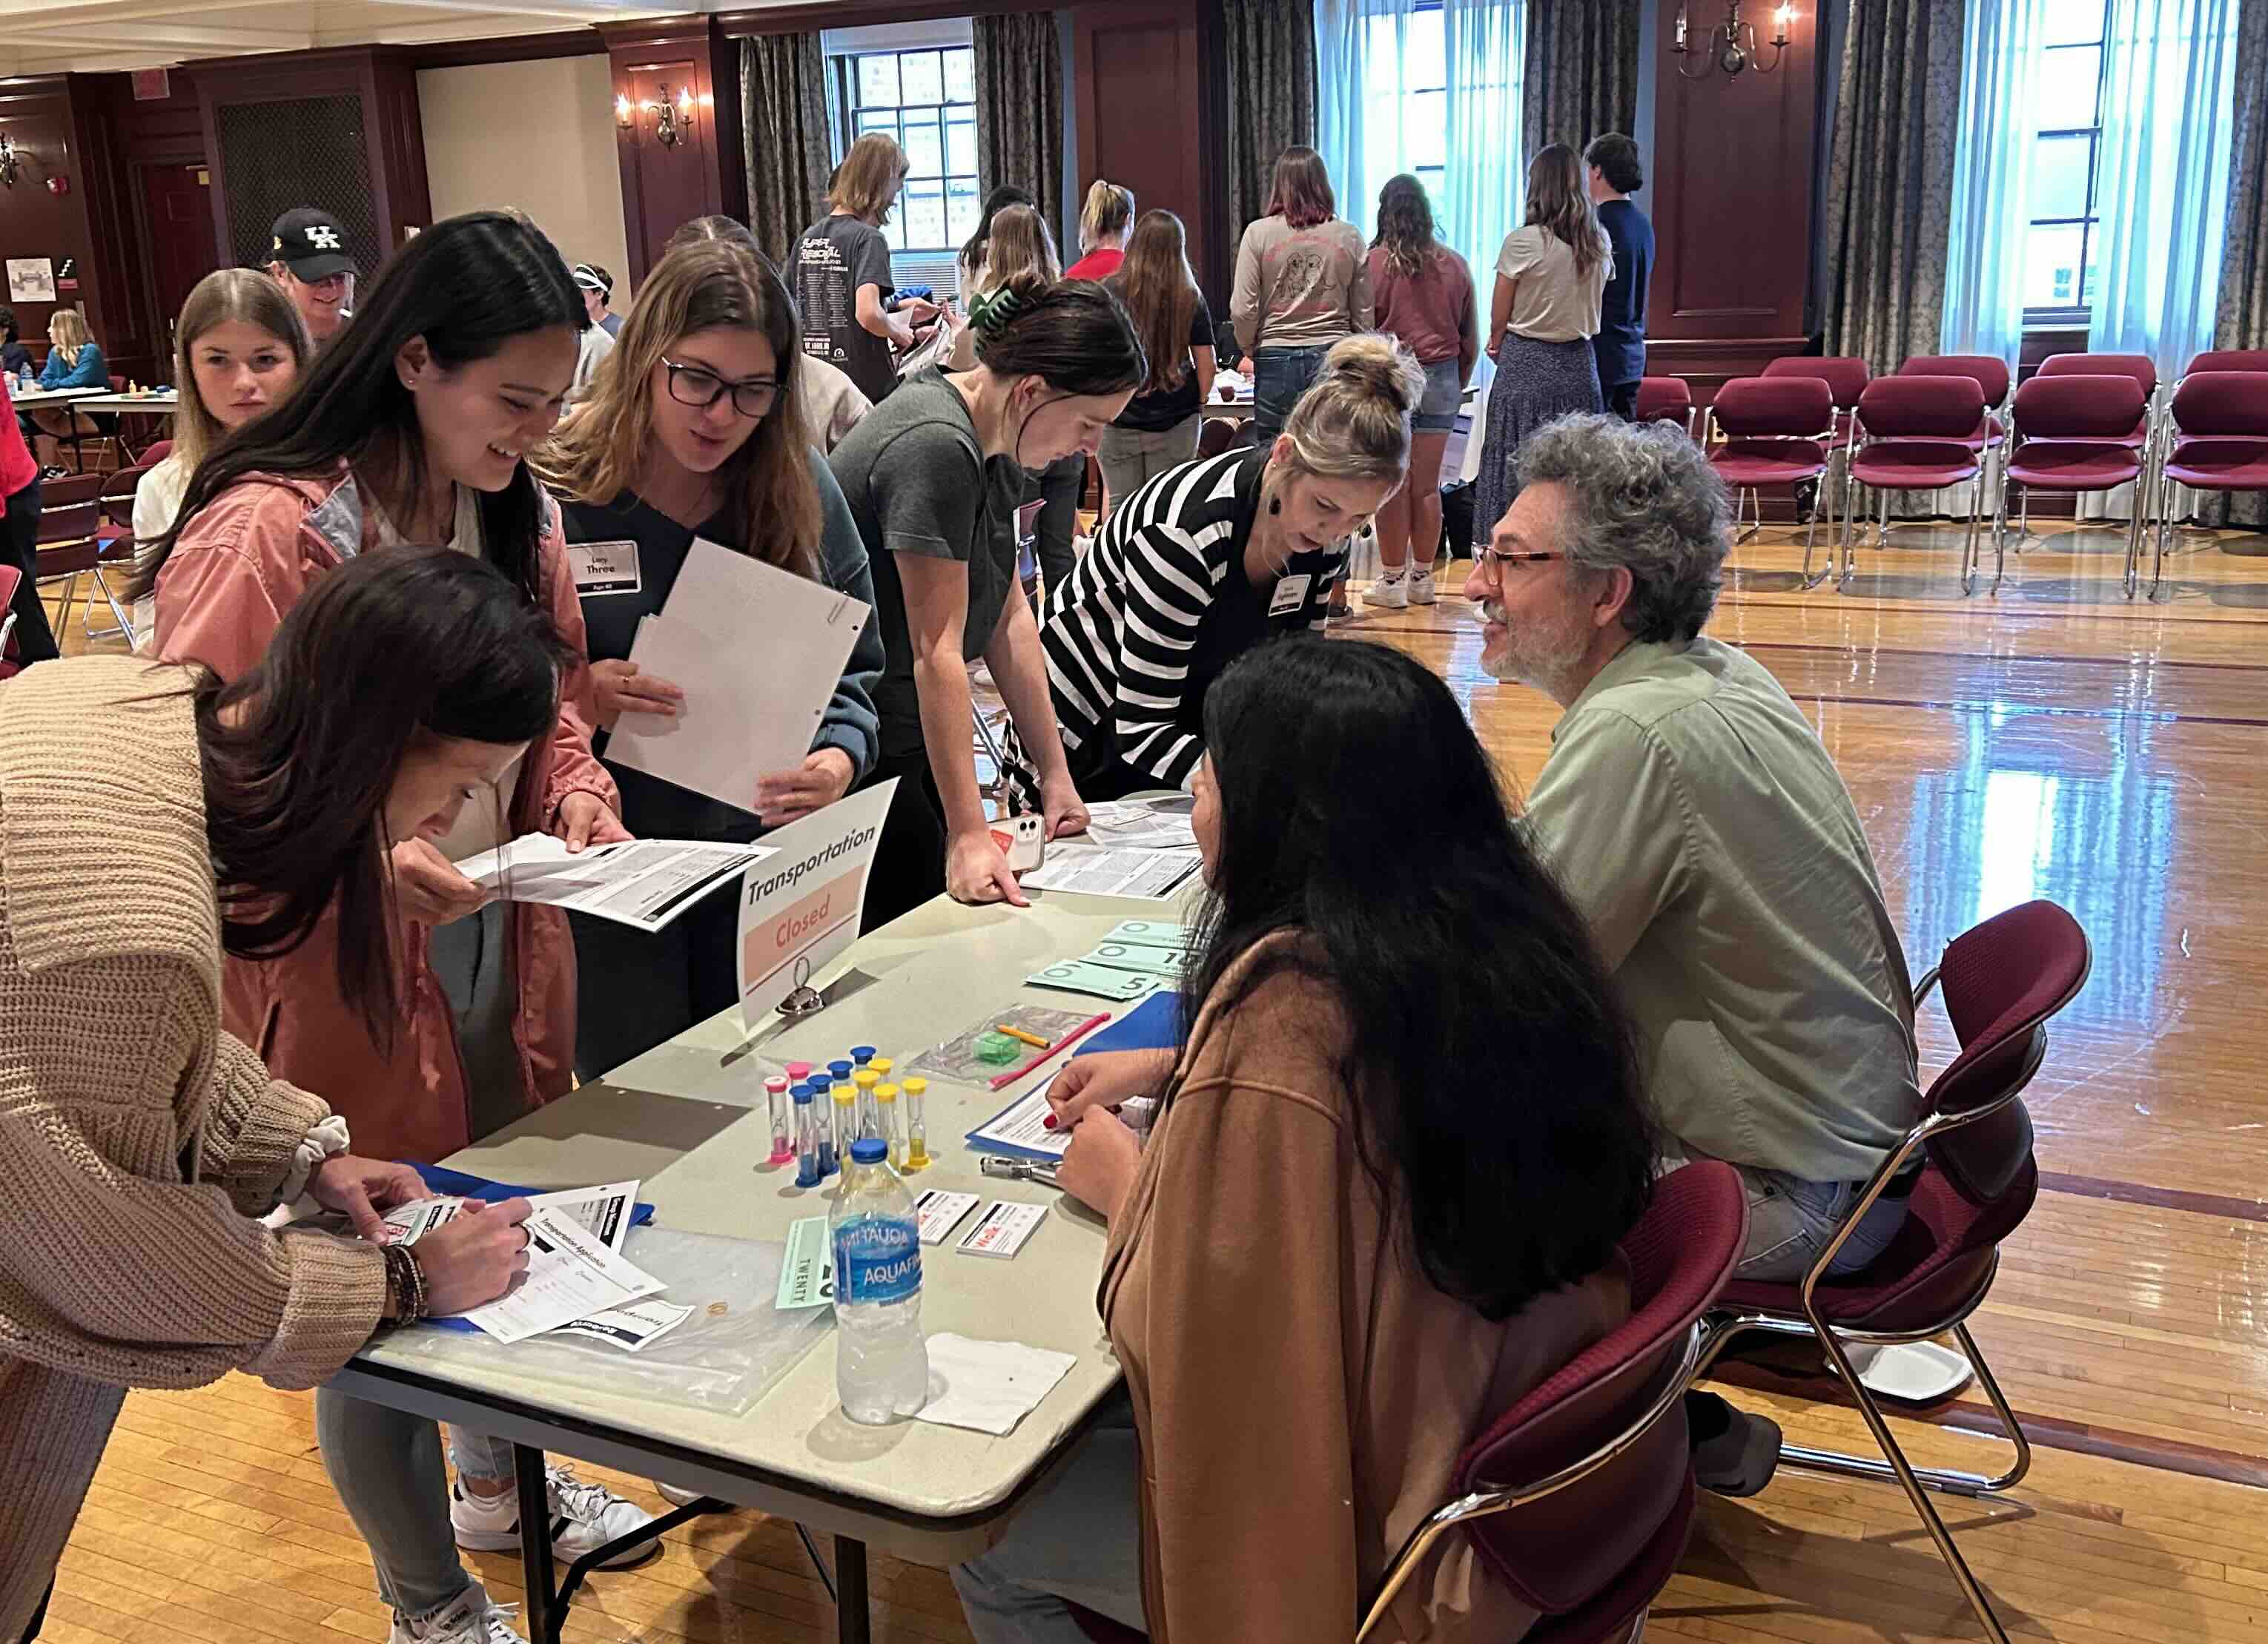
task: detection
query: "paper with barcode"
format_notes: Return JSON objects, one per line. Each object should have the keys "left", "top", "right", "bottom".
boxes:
{"left": 454, "top": 1205, "right": 667, "bottom": 1344}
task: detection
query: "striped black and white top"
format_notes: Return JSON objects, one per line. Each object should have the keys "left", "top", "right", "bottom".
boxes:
{"left": 1002, "top": 446, "right": 1363, "bottom": 806}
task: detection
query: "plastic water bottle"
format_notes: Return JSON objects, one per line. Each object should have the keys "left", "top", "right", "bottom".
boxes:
{"left": 830, "top": 1138, "right": 930, "bottom": 1424}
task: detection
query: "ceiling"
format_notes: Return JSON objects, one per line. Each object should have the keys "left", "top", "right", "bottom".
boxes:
{"left": 0, "top": 1, "right": 770, "bottom": 78}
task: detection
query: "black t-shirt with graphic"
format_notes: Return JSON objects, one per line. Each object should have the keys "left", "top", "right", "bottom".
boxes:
{"left": 793, "top": 214, "right": 898, "bottom": 405}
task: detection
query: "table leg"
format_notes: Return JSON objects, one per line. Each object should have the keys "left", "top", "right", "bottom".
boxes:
{"left": 835, "top": 1535, "right": 871, "bottom": 1644}
{"left": 514, "top": 1445, "right": 559, "bottom": 1644}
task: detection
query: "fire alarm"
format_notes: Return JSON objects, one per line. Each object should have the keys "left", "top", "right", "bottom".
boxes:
{"left": 46, "top": 176, "right": 69, "bottom": 197}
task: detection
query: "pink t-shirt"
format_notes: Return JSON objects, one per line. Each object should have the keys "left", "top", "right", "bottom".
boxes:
{"left": 1366, "top": 245, "right": 1476, "bottom": 367}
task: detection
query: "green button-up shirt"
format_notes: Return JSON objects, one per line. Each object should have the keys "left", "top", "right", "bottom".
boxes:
{"left": 1524, "top": 637, "right": 1920, "bottom": 1182}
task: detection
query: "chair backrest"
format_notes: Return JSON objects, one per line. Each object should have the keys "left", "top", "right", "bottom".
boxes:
{"left": 108, "top": 373, "right": 126, "bottom": 393}
{"left": 37, "top": 498, "right": 100, "bottom": 547}
{"left": 2036, "top": 351, "right": 2157, "bottom": 397}
{"left": 2011, "top": 374, "right": 2146, "bottom": 441}
{"left": 1762, "top": 354, "right": 1872, "bottom": 409}
{"left": 142, "top": 438, "right": 174, "bottom": 464}
{"left": 2170, "top": 371, "right": 2268, "bottom": 438}
{"left": 1451, "top": 1160, "right": 1746, "bottom": 1614}
{"left": 42, "top": 472, "right": 103, "bottom": 508}
{"left": 1923, "top": 899, "right": 2089, "bottom": 1206}
{"left": 98, "top": 464, "right": 151, "bottom": 531}
{"left": 1899, "top": 353, "right": 2011, "bottom": 406}
{"left": 2186, "top": 349, "right": 2268, "bottom": 377}
{"left": 1633, "top": 376, "right": 1692, "bottom": 423}
{"left": 1711, "top": 376, "right": 1833, "bottom": 439}
{"left": 1856, "top": 374, "right": 1985, "bottom": 439}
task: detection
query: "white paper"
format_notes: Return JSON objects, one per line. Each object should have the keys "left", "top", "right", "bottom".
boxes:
{"left": 547, "top": 1298, "right": 692, "bottom": 1353}
{"left": 956, "top": 1200, "right": 1048, "bottom": 1258}
{"left": 6, "top": 257, "right": 55, "bottom": 304}
{"left": 383, "top": 1197, "right": 465, "bottom": 1244}
{"left": 913, "top": 1333, "right": 1077, "bottom": 1436}
{"left": 455, "top": 1204, "right": 667, "bottom": 1344}
{"left": 736, "top": 782, "right": 896, "bottom": 1018}
{"left": 527, "top": 1181, "right": 640, "bottom": 1251}
{"left": 914, "top": 1189, "right": 981, "bottom": 1246}
{"left": 1081, "top": 797, "right": 1198, "bottom": 851}
{"left": 967, "top": 1074, "right": 1067, "bottom": 1162}
{"left": 452, "top": 834, "right": 775, "bottom": 933}
{"left": 606, "top": 537, "right": 871, "bottom": 813}
{"left": 1021, "top": 842, "right": 1202, "bottom": 900}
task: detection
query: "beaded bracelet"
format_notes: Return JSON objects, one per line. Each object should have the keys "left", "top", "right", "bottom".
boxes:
{"left": 380, "top": 1243, "right": 427, "bottom": 1324}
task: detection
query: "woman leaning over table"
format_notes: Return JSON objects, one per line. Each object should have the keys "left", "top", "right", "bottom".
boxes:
{"left": 534, "top": 237, "right": 885, "bottom": 1080}
{"left": 956, "top": 638, "right": 1656, "bottom": 1643}
{"left": 0, "top": 551, "right": 552, "bottom": 1644}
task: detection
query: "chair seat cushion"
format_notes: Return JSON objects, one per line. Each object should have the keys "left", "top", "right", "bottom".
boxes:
{"left": 2006, "top": 444, "right": 2143, "bottom": 489}
{"left": 2166, "top": 438, "right": 2268, "bottom": 489}
{"left": 1712, "top": 440, "right": 1829, "bottom": 486}
{"left": 1851, "top": 440, "right": 1981, "bottom": 489}
{"left": 1721, "top": 1159, "right": 2035, "bottom": 1333}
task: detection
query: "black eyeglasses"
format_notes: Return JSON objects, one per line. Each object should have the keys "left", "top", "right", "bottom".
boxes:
{"left": 1478, "top": 547, "right": 1565, "bottom": 568}
{"left": 663, "top": 357, "right": 779, "bottom": 417}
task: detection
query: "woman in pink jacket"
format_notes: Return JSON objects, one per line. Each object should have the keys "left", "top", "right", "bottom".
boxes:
{"left": 134, "top": 211, "right": 657, "bottom": 1627}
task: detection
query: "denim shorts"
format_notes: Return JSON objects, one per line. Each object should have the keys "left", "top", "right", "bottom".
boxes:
{"left": 1414, "top": 357, "right": 1464, "bottom": 432}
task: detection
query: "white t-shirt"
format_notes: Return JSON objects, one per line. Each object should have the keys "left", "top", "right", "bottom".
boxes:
{"left": 128, "top": 452, "right": 193, "bottom": 651}
{"left": 1494, "top": 225, "right": 1612, "bottom": 343}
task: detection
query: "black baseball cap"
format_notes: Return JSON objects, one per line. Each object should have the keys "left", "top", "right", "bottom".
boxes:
{"left": 270, "top": 207, "right": 355, "bottom": 281}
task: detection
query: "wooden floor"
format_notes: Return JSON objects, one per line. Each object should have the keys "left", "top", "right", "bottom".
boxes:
{"left": 34, "top": 515, "right": 2268, "bottom": 1643}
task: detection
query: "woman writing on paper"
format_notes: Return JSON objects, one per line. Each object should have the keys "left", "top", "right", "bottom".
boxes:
{"left": 535, "top": 237, "right": 885, "bottom": 1078}
{"left": 829, "top": 271, "right": 1145, "bottom": 925}
{"left": 0, "top": 551, "right": 555, "bottom": 1644}
{"left": 957, "top": 640, "right": 1656, "bottom": 1643}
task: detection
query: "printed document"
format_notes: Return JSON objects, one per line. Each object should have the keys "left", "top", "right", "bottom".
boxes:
{"left": 453, "top": 835, "right": 773, "bottom": 934}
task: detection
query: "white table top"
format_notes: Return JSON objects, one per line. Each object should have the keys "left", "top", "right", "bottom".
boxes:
{"left": 8, "top": 384, "right": 103, "bottom": 408}
{"left": 343, "top": 879, "right": 1198, "bottom": 1551}
{"left": 72, "top": 392, "right": 176, "bottom": 415}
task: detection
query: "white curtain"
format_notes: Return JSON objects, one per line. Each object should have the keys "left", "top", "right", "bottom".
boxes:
{"left": 1441, "top": 0, "right": 1524, "bottom": 279}
{"left": 2088, "top": 0, "right": 2241, "bottom": 378}
{"left": 1940, "top": 0, "right": 2047, "bottom": 366}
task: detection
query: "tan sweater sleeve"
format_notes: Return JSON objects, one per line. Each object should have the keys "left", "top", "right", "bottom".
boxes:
{"left": 198, "top": 1028, "right": 331, "bottom": 1216}
{"left": 1137, "top": 1069, "right": 1363, "bottom": 1641}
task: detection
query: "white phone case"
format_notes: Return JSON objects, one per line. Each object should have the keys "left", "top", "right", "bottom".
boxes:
{"left": 993, "top": 813, "right": 1048, "bottom": 874}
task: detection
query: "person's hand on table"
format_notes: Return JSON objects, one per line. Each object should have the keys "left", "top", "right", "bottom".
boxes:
{"left": 591, "top": 659, "right": 683, "bottom": 733}
{"left": 756, "top": 748, "right": 855, "bottom": 826}
{"left": 389, "top": 839, "right": 489, "bottom": 925}
{"left": 946, "top": 827, "right": 1027, "bottom": 908}
{"left": 1048, "top": 1048, "right": 1175, "bottom": 1129}
{"left": 556, "top": 792, "right": 632, "bottom": 853}
{"left": 1055, "top": 1109, "right": 1141, "bottom": 1223}
{"left": 413, "top": 1198, "right": 536, "bottom": 1315}
{"left": 1039, "top": 773, "right": 1089, "bottom": 841}
{"left": 308, "top": 1156, "right": 429, "bottom": 1242}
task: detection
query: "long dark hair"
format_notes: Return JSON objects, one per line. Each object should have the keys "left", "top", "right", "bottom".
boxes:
{"left": 1372, "top": 173, "right": 1442, "bottom": 279}
{"left": 196, "top": 549, "right": 572, "bottom": 1046}
{"left": 970, "top": 275, "right": 1145, "bottom": 400}
{"left": 960, "top": 184, "right": 1036, "bottom": 280}
{"left": 1180, "top": 639, "right": 1657, "bottom": 1319}
{"left": 133, "top": 211, "right": 586, "bottom": 603}
{"left": 1114, "top": 211, "right": 1199, "bottom": 396}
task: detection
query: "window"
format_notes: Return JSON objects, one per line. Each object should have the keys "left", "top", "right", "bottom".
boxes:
{"left": 830, "top": 46, "right": 980, "bottom": 259}
{"left": 1359, "top": 4, "right": 1448, "bottom": 218}
{"left": 2023, "top": 0, "right": 2114, "bottom": 319}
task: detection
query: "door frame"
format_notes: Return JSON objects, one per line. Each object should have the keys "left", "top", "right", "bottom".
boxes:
{"left": 128, "top": 153, "right": 211, "bottom": 386}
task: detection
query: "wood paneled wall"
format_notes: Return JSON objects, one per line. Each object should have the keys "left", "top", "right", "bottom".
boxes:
{"left": 602, "top": 18, "right": 745, "bottom": 287}
{"left": 1071, "top": 0, "right": 1223, "bottom": 302}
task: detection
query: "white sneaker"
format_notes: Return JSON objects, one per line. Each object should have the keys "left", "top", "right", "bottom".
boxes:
{"left": 389, "top": 1582, "right": 524, "bottom": 1644}
{"left": 451, "top": 1467, "right": 660, "bottom": 1568}
{"left": 1406, "top": 567, "right": 1438, "bottom": 605}
{"left": 1363, "top": 573, "right": 1408, "bottom": 610}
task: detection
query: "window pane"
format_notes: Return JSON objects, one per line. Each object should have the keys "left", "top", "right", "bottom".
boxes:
{"left": 2042, "top": 0, "right": 2107, "bottom": 46}
{"left": 944, "top": 47, "right": 975, "bottom": 103}
{"left": 2080, "top": 224, "right": 2102, "bottom": 309}
{"left": 903, "top": 111, "right": 944, "bottom": 179}
{"left": 903, "top": 182, "right": 947, "bottom": 248}
{"left": 902, "top": 49, "right": 945, "bottom": 108}
{"left": 947, "top": 115, "right": 977, "bottom": 176}
{"left": 1407, "top": 8, "right": 1445, "bottom": 89}
{"left": 883, "top": 214, "right": 907, "bottom": 252}
{"left": 857, "top": 54, "right": 898, "bottom": 108}
{"left": 1407, "top": 88, "right": 1447, "bottom": 171}
{"left": 857, "top": 108, "right": 899, "bottom": 142}
{"left": 2038, "top": 47, "right": 2102, "bottom": 128}
{"left": 2024, "top": 222, "right": 2086, "bottom": 308}
{"left": 948, "top": 179, "right": 981, "bottom": 244}
{"left": 2028, "top": 132, "right": 2094, "bottom": 220}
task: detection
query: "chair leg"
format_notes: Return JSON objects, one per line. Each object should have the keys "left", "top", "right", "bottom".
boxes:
{"left": 85, "top": 567, "right": 135, "bottom": 644}
{"left": 1733, "top": 486, "right": 1759, "bottom": 547}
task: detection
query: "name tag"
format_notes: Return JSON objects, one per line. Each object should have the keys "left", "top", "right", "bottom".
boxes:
{"left": 1268, "top": 573, "right": 1314, "bottom": 618}
{"left": 567, "top": 539, "right": 641, "bottom": 596}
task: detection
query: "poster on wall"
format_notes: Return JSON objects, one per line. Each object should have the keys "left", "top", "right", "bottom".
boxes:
{"left": 6, "top": 259, "right": 55, "bottom": 304}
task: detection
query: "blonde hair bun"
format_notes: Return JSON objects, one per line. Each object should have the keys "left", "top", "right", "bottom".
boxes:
{"left": 1320, "top": 333, "right": 1426, "bottom": 416}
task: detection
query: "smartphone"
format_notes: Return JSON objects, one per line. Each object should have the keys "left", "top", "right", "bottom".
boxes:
{"left": 991, "top": 813, "right": 1048, "bottom": 874}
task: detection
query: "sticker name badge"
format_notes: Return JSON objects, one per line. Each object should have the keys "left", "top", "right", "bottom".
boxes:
{"left": 1268, "top": 572, "right": 1314, "bottom": 618}
{"left": 568, "top": 539, "right": 641, "bottom": 596}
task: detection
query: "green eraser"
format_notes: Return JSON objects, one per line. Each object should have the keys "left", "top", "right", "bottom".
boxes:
{"left": 975, "top": 1031, "right": 1022, "bottom": 1064}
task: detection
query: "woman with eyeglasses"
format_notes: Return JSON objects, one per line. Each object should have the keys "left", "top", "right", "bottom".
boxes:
{"left": 534, "top": 238, "right": 885, "bottom": 1078}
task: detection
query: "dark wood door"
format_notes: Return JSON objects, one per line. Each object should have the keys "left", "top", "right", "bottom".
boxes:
{"left": 139, "top": 161, "right": 218, "bottom": 370}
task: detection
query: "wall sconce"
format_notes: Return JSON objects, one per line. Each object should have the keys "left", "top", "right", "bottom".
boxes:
{"left": 1673, "top": 1, "right": 1793, "bottom": 79}
{"left": 0, "top": 133, "right": 22, "bottom": 188}
{"left": 616, "top": 84, "right": 695, "bottom": 148}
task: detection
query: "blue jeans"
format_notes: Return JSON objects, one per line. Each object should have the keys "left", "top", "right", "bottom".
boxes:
{"left": 1664, "top": 1144, "right": 1913, "bottom": 1282}
{"left": 1251, "top": 345, "right": 1332, "bottom": 440}
{"left": 315, "top": 1391, "right": 518, "bottom": 1616}
{"left": 952, "top": 1397, "right": 1145, "bottom": 1642}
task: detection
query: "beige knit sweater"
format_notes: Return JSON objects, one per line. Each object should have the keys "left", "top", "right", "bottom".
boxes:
{"left": 0, "top": 656, "right": 388, "bottom": 1639}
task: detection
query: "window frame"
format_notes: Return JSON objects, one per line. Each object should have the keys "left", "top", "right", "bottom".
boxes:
{"left": 2021, "top": 0, "right": 2115, "bottom": 328}
{"left": 826, "top": 44, "right": 980, "bottom": 261}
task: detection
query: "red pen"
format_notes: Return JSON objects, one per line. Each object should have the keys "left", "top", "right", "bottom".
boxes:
{"left": 989, "top": 1011, "right": 1111, "bottom": 1091}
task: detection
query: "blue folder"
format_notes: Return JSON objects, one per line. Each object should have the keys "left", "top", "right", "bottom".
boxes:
{"left": 1071, "top": 990, "right": 1183, "bottom": 1057}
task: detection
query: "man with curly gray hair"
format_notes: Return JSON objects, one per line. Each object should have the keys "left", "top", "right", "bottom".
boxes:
{"left": 1465, "top": 412, "right": 1922, "bottom": 1499}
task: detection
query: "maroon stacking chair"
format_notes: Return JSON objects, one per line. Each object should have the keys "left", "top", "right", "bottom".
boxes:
{"left": 1763, "top": 357, "right": 1872, "bottom": 541}
{"left": 31, "top": 472, "right": 128, "bottom": 644}
{"left": 88, "top": 463, "right": 151, "bottom": 647}
{"left": 1072, "top": 1162, "right": 1750, "bottom": 1644}
{"left": 1995, "top": 376, "right": 2149, "bottom": 594}
{"left": 1898, "top": 355, "right": 2011, "bottom": 526}
{"left": 1699, "top": 899, "right": 2091, "bottom": 1644}
{"left": 1633, "top": 376, "right": 1695, "bottom": 437}
{"left": 2185, "top": 348, "right": 2268, "bottom": 376}
{"left": 142, "top": 438, "right": 175, "bottom": 466}
{"left": 1842, "top": 375, "right": 1988, "bottom": 591}
{"left": 2151, "top": 371, "right": 2268, "bottom": 597}
{"left": 2018, "top": 354, "right": 2162, "bottom": 559}
{"left": 1703, "top": 377, "right": 1836, "bottom": 584}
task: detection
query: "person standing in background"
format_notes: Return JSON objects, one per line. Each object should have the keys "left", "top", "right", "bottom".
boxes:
{"left": 0, "top": 371, "right": 52, "bottom": 664}
{"left": 1585, "top": 133, "right": 1654, "bottom": 422}
{"left": 573, "top": 263, "right": 624, "bottom": 337}
{"left": 1363, "top": 174, "right": 1476, "bottom": 610}
{"left": 1096, "top": 209, "right": 1215, "bottom": 521}
{"left": 1065, "top": 180, "right": 1134, "bottom": 282}
{"left": 1231, "top": 148, "right": 1373, "bottom": 444}
{"left": 792, "top": 133, "right": 939, "bottom": 405}
{"left": 0, "top": 306, "right": 30, "bottom": 379}
{"left": 267, "top": 206, "right": 357, "bottom": 348}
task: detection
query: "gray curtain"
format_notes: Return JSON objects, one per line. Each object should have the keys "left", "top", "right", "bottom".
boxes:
{"left": 741, "top": 33, "right": 833, "bottom": 266}
{"left": 1521, "top": 0, "right": 1641, "bottom": 165}
{"left": 1223, "top": 0, "right": 1319, "bottom": 244}
{"left": 974, "top": 11, "right": 1065, "bottom": 242}
{"left": 2206, "top": 0, "right": 2268, "bottom": 529}
{"left": 1819, "top": 0, "right": 1967, "bottom": 374}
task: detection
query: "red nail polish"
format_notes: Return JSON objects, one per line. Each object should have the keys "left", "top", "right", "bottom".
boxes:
{"left": 1042, "top": 1115, "right": 1058, "bottom": 1130}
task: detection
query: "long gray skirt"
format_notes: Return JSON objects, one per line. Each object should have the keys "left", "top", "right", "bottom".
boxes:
{"left": 1473, "top": 334, "right": 1603, "bottom": 549}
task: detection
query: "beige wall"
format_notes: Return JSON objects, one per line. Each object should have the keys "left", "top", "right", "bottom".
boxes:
{"left": 418, "top": 55, "right": 632, "bottom": 303}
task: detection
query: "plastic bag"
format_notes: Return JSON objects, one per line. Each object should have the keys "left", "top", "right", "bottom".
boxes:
{"left": 383, "top": 1226, "right": 831, "bottom": 1418}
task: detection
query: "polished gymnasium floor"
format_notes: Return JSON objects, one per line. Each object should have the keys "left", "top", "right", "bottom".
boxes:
{"left": 34, "top": 514, "right": 2268, "bottom": 1643}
